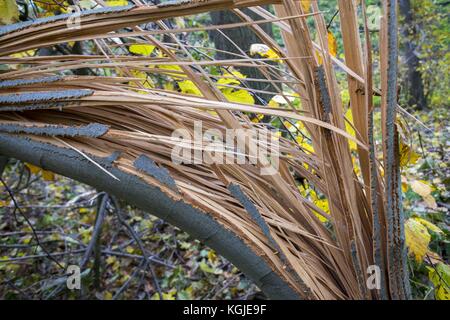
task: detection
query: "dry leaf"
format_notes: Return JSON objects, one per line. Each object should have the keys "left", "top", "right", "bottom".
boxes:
{"left": 411, "top": 180, "right": 437, "bottom": 209}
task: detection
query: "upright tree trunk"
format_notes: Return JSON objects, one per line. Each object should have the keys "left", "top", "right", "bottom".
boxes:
{"left": 210, "top": 9, "right": 276, "bottom": 105}
{"left": 399, "top": 0, "right": 427, "bottom": 109}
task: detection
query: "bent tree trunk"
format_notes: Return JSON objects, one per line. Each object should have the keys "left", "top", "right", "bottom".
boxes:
{"left": 0, "top": 134, "right": 299, "bottom": 299}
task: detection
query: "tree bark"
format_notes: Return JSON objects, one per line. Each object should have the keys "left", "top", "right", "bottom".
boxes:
{"left": 0, "top": 133, "right": 300, "bottom": 300}
{"left": 382, "top": 0, "right": 411, "bottom": 299}
{"left": 399, "top": 0, "right": 427, "bottom": 109}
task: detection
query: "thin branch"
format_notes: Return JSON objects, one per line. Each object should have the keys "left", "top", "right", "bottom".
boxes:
{"left": 80, "top": 193, "right": 108, "bottom": 269}
{"left": 0, "top": 177, "right": 65, "bottom": 269}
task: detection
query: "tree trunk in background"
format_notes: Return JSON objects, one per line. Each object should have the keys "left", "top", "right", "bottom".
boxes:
{"left": 399, "top": 0, "right": 427, "bottom": 109}
{"left": 210, "top": 10, "right": 276, "bottom": 105}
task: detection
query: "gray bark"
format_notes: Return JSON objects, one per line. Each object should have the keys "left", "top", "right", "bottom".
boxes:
{"left": 0, "top": 133, "right": 300, "bottom": 300}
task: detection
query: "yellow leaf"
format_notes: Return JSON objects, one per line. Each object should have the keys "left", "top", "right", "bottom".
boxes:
{"left": 401, "top": 176, "right": 408, "bottom": 192}
{"left": 296, "top": 136, "right": 314, "bottom": 153}
{"left": 22, "top": 236, "right": 32, "bottom": 244}
{"left": 10, "top": 50, "right": 36, "bottom": 59}
{"left": 106, "top": 256, "right": 117, "bottom": 265}
{"left": 42, "top": 170, "right": 55, "bottom": 181}
{"left": 162, "top": 289, "right": 177, "bottom": 300}
{"left": 328, "top": 31, "right": 337, "bottom": 58}
{"left": 268, "top": 99, "right": 279, "bottom": 108}
{"left": 25, "top": 163, "right": 55, "bottom": 181}
{"left": 103, "top": 291, "right": 113, "bottom": 300}
{"left": 217, "top": 69, "right": 246, "bottom": 88}
{"left": 178, "top": 80, "right": 202, "bottom": 96}
{"left": 249, "top": 44, "right": 281, "bottom": 62}
{"left": 222, "top": 68, "right": 247, "bottom": 80}
{"left": 125, "top": 246, "right": 135, "bottom": 254}
{"left": 157, "top": 63, "right": 184, "bottom": 79}
{"left": 313, "top": 199, "right": 330, "bottom": 222}
{"left": 217, "top": 76, "right": 241, "bottom": 87}
{"left": 401, "top": 183, "right": 408, "bottom": 192}
{"left": 25, "top": 163, "right": 40, "bottom": 175}
{"left": 300, "top": 0, "right": 311, "bottom": 13}
{"left": 341, "top": 89, "right": 350, "bottom": 106}
{"left": 129, "top": 69, "right": 154, "bottom": 92}
{"left": 299, "top": 187, "right": 329, "bottom": 222}
{"left": 79, "top": 226, "right": 93, "bottom": 244}
{"left": 105, "top": 0, "right": 128, "bottom": 6}
{"left": 399, "top": 140, "right": 420, "bottom": 167}
{"left": 428, "top": 263, "right": 450, "bottom": 300}
{"left": 315, "top": 31, "right": 338, "bottom": 65}
{"left": 163, "top": 81, "right": 176, "bottom": 91}
{"left": 251, "top": 114, "right": 264, "bottom": 123}
{"left": 207, "top": 250, "right": 217, "bottom": 264}
{"left": 151, "top": 293, "right": 160, "bottom": 300}
{"left": 129, "top": 44, "right": 156, "bottom": 56}
{"left": 411, "top": 180, "right": 437, "bottom": 209}
{"left": 221, "top": 88, "right": 254, "bottom": 105}
{"left": 397, "top": 118, "right": 419, "bottom": 167}
{"left": 0, "top": 0, "right": 19, "bottom": 25}
{"left": 405, "top": 218, "right": 431, "bottom": 262}
{"left": 414, "top": 217, "right": 443, "bottom": 234}
{"left": 216, "top": 69, "right": 254, "bottom": 104}
{"left": 436, "top": 285, "right": 450, "bottom": 300}
{"left": 344, "top": 109, "right": 357, "bottom": 151}
{"left": 35, "top": 0, "right": 69, "bottom": 14}
{"left": 283, "top": 120, "right": 294, "bottom": 131}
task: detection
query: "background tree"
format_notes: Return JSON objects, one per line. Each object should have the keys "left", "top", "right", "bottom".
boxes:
{"left": 210, "top": 8, "right": 276, "bottom": 104}
{"left": 398, "top": 0, "right": 449, "bottom": 109}
{"left": 399, "top": 0, "right": 427, "bottom": 109}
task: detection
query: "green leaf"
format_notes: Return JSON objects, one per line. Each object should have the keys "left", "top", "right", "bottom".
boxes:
{"left": 199, "top": 260, "right": 215, "bottom": 274}
{"left": 428, "top": 263, "right": 450, "bottom": 300}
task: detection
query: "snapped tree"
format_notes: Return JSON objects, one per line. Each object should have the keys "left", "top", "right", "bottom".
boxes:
{"left": 0, "top": 0, "right": 412, "bottom": 299}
